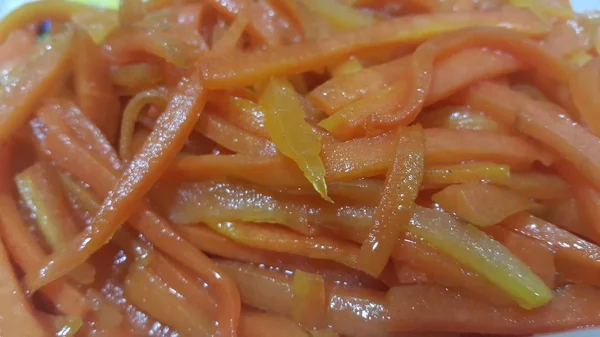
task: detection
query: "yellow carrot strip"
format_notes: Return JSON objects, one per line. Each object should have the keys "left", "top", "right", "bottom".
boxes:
{"left": 409, "top": 206, "right": 553, "bottom": 309}
{"left": 260, "top": 77, "right": 331, "bottom": 202}
{"left": 357, "top": 127, "right": 424, "bottom": 277}
{"left": 422, "top": 163, "right": 510, "bottom": 188}
{"left": 0, "top": 29, "right": 73, "bottom": 144}
{"left": 292, "top": 270, "right": 326, "bottom": 329}
{"left": 302, "top": 0, "right": 375, "bottom": 31}
{"left": 198, "top": 8, "right": 546, "bottom": 89}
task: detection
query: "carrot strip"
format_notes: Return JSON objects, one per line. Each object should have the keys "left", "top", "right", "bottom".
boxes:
{"left": 570, "top": 57, "right": 600, "bottom": 137}
{"left": 302, "top": 0, "right": 375, "bottom": 30}
{"left": 239, "top": 311, "right": 310, "bottom": 337}
{"left": 468, "top": 82, "right": 600, "bottom": 190}
{"left": 421, "top": 163, "right": 510, "bottom": 189}
{"left": 357, "top": 127, "right": 424, "bottom": 276}
{"left": 0, "top": 29, "right": 35, "bottom": 64}
{"left": 485, "top": 226, "right": 556, "bottom": 288}
{"left": 408, "top": 206, "right": 552, "bottom": 309}
{"left": 110, "top": 63, "right": 164, "bottom": 94}
{"left": 73, "top": 28, "right": 121, "bottom": 144}
{"left": 0, "top": 146, "right": 89, "bottom": 317}
{"left": 30, "top": 99, "right": 241, "bottom": 336}
{"left": 260, "top": 77, "right": 331, "bottom": 201}
{"left": 196, "top": 112, "right": 277, "bottom": 156}
{"left": 198, "top": 8, "right": 545, "bottom": 89}
{"left": 24, "top": 70, "right": 207, "bottom": 292}
{"left": 310, "top": 48, "right": 520, "bottom": 115}
{"left": 206, "top": 221, "right": 360, "bottom": 269}
{"left": 119, "top": 88, "right": 169, "bottom": 161}
{"left": 209, "top": 94, "right": 268, "bottom": 138}
{"left": 211, "top": 12, "right": 248, "bottom": 52}
{"left": 387, "top": 284, "right": 600, "bottom": 334}
{"left": 0, "top": 234, "right": 47, "bottom": 337}
{"left": 417, "top": 106, "right": 504, "bottom": 132}
{"left": 432, "top": 182, "right": 540, "bottom": 227}
{"left": 291, "top": 270, "right": 327, "bottom": 329}
{"left": 502, "top": 213, "right": 600, "bottom": 287}
{"left": 498, "top": 172, "right": 571, "bottom": 200}
{"left": 0, "top": 29, "right": 73, "bottom": 144}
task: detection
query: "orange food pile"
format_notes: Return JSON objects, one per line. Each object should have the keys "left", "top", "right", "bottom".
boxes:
{"left": 1, "top": 0, "right": 600, "bottom": 336}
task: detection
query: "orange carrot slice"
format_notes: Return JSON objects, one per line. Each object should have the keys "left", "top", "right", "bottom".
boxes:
{"left": 292, "top": 270, "right": 327, "bottom": 328}
{"left": 570, "top": 57, "right": 600, "bottom": 137}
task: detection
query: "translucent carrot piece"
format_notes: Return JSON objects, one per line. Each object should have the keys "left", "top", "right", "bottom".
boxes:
{"left": 198, "top": 8, "right": 546, "bottom": 89}
{"left": 421, "top": 163, "right": 510, "bottom": 189}
{"left": 0, "top": 29, "right": 73, "bottom": 143}
{"left": 498, "top": 172, "right": 570, "bottom": 200}
{"left": 468, "top": 82, "right": 600, "bottom": 190}
{"left": 207, "top": 221, "right": 360, "bottom": 269}
{"left": 209, "top": 94, "right": 269, "bottom": 138}
{"left": 570, "top": 57, "right": 600, "bottom": 137}
{"left": 260, "top": 77, "right": 331, "bottom": 201}
{"left": 409, "top": 206, "right": 552, "bottom": 309}
{"left": 110, "top": 63, "right": 164, "bottom": 94}
{"left": 432, "top": 182, "right": 540, "bottom": 227}
{"left": 418, "top": 106, "right": 504, "bottom": 132}
{"left": 357, "top": 127, "right": 424, "bottom": 276}
{"left": 329, "top": 58, "right": 363, "bottom": 77}
{"left": 0, "top": 29, "right": 35, "bottom": 64}
{"left": 292, "top": 270, "right": 326, "bottom": 328}
{"left": 73, "top": 28, "right": 121, "bottom": 143}
{"left": 302, "top": 0, "right": 375, "bottom": 30}
{"left": 485, "top": 226, "right": 556, "bottom": 288}
{"left": 387, "top": 284, "right": 600, "bottom": 334}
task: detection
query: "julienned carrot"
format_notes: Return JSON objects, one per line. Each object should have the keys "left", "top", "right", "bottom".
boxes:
{"left": 29, "top": 99, "right": 241, "bottom": 336}
{"left": 570, "top": 57, "right": 600, "bottom": 137}
{"left": 291, "top": 270, "right": 326, "bottom": 329}
{"left": 0, "top": 146, "right": 88, "bottom": 318}
{"left": 0, "top": 233, "right": 47, "bottom": 337}
{"left": 195, "top": 112, "right": 277, "bottom": 156}
{"left": 211, "top": 12, "right": 248, "bottom": 52}
{"left": 206, "top": 221, "right": 360, "bottom": 269}
{"left": 73, "top": 28, "right": 121, "bottom": 144}
{"left": 468, "top": 82, "right": 600, "bottom": 190}
{"left": 502, "top": 213, "right": 600, "bottom": 287}
{"left": 209, "top": 94, "right": 268, "bottom": 138}
{"left": 541, "top": 198, "right": 600, "bottom": 244}
{"left": 357, "top": 127, "right": 424, "bottom": 276}
{"left": 119, "top": 88, "right": 169, "bottom": 161}
{"left": 387, "top": 284, "right": 600, "bottom": 334}
{"left": 392, "top": 234, "right": 513, "bottom": 306}
{"left": 485, "top": 226, "right": 556, "bottom": 288}
{"left": 24, "top": 71, "right": 207, "bottom": 292}
{"left": 367, "top": 27, "right": 572, "bottom": 130}
{"left": 166, "top": 128, "right": 551, "bottom": 186}
{"left": 0, "top": 29, "right": 73, "bottom": 144}
{"left": 498, "top": 172, "right": 571, "bottom": 200}
{"left": 421, "top": 163, "right": 510, "bottom": 189}
{"left": 124, "top": 261, "right": 214, "bottom": 337}
{"left": 432, "top": 182, "right": 540, "bottom": 227}
{"left": 408, "top": 206, "right": 552, "bottom": 309}
{"left": 197, "top": 8, "right": 545, "bottom": 89}
{"left": 310, "top": 48, "right": 520, "bottom": 115}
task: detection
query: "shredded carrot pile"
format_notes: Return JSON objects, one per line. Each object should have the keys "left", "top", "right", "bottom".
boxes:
{"left": 1, "top": 0, "right": 600, "bottom": 336}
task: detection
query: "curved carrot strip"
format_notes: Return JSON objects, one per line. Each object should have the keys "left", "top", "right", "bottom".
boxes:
{"left": 30, "top": 100, "right": 241, "bottom": 336}
{"left": 198, "top": 8, "right": 546, "bottom": 89}
{"left": 310, "top": 49, "right": 519, "bottom": 115}
{"left": 119, "top": 88, "right": 169, "bottom": 161}
{"left": 468, "top": 81, "right": 600, "bottom": 190}
{"left": 357, "top": 127, "right": 424, "bottom": 277}
{"left": 421, "top": 163, "right": 510, "bottom": 189}
{"left": 387, "top": 284, "right": 600, "bottom": 334}
{"left": 570, "top": 57, "right": 600, "bottom": 137}
{"left": 0, "top": 29, "right": 73, "bottom": 144}
{"left": 432, "top": 182, "right": 540, "bottom": 227}
{"left": 260, "top": 77, "right": 331, "bottom": 201}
